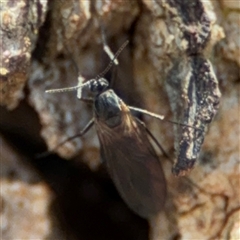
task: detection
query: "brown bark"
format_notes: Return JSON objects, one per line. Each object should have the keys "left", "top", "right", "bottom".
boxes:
{"left": 1, "top": 0, "right": 239, "bottom": 239}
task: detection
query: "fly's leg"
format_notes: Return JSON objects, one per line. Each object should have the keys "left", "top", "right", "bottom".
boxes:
{"left": 36, "top": 118, "right": 94, "bottom": 159}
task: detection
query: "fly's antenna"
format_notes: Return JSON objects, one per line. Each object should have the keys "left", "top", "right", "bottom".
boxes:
{"left": 45, "top": 81, "right": 89, "bottom": 94}
{"left": 45, "top": 40, "right": 129, "bottom": 94}
{"left": 95, "top": 40, "right": 129, "bottom": 80}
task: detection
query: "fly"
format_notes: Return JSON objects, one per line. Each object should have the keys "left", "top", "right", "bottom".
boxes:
{"left": 44, "top": 40, "right": 167, "bottom": 218}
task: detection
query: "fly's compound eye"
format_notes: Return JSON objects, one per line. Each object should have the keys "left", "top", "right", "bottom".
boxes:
{"left": 90, "top": 78, "right": 109, "bottom": 93}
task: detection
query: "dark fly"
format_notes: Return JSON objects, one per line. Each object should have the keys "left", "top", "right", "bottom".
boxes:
{"left": 94, "top": 88, "right": 166, "bottom": 218}
{"left": 45, "top": 41, "right": 167, "bottom": 218}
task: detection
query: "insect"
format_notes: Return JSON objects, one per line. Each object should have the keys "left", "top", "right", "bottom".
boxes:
{"left": 45, "top": 40, "right": 167, "bottom": 218}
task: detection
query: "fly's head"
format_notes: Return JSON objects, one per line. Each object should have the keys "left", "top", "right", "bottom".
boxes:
{"left": 94, "top": 89, "right": 123, "bottom": 128}
{"left": 90, "top": 78, "right": 109, "bottom": 94}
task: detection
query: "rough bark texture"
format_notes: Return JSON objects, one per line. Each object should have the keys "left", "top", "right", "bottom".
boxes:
{"left": 0, "top": 136, "right": 61, "bottom": 239}
{"left": 0, "top": 0, "right": 239, "bottom": 239}
{"left": 0, "top": 0, "right": 48, "bottom": 109}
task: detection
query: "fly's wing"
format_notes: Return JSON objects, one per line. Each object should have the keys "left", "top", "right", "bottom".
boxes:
{"left": 96, "top": 117, "right": 166, "bottom": 218}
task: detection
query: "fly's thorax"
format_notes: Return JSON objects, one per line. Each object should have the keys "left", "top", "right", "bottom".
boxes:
{"left": 94, "top": 89, "right": 124, "bottom": 128}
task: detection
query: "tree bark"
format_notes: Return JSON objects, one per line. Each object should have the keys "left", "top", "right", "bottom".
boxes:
{"left": 1, "top": 0, "right": 239, "bottom": 239}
